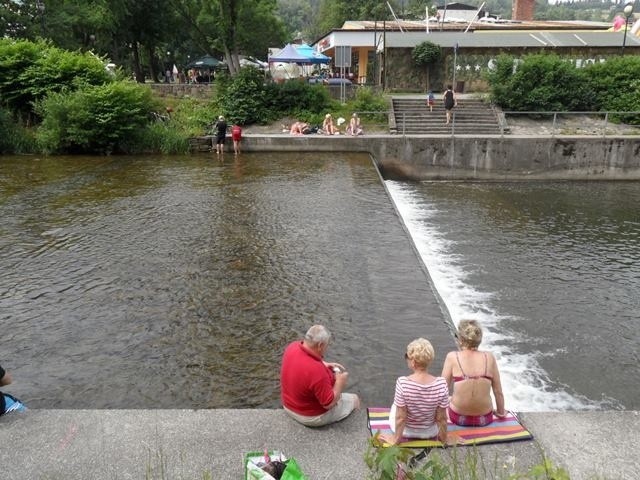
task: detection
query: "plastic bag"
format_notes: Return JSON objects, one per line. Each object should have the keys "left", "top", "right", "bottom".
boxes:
{"left": 281, "top": 458, "right": 307, "bottom": 480}
{"left": 245, "top": 451, "right": 307, "bottom": 480}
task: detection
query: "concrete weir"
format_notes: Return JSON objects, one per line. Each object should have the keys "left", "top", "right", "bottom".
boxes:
{"left": 216, "top": 134, "right": 640, "bottom": 181}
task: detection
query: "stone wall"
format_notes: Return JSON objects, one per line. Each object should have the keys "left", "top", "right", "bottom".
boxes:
{"left": 225, "top": 134, "right": 640, "bottom": 181}
{"left": 148, "top": 83, "right": 214, "bottom": 99}
{"left": 384, "top": 47, "right": 629, "bottom": 93}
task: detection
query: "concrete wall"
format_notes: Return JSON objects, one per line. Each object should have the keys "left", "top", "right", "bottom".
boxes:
{"left": 235, "top": 134, "right": 640, "bottom": 181}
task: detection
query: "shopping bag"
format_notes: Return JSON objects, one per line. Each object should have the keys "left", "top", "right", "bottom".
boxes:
{"left": 280, "top": 457, "right": 307, "bottom": 480}
{"left": 244, "top": 451, "right": 307, "bottom": 480}
{"left": 245, "top": 451, "right": 284, "bottom": 480}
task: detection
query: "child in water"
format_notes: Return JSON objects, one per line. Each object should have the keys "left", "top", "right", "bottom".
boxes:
{"left": 231, "top": 124, "right": 242, "bottom": 155}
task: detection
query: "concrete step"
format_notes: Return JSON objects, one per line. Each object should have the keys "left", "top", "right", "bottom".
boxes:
{"left": 391, "top": 95, "right": 502, "bottom": 135}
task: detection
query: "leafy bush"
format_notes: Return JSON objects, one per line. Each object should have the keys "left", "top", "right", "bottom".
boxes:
{"left": 583, "top": 56, "right": 640, "bottom": 125}
{"left": 0, "top": 38, "right": 111, "bottom": 117}
{"left": 349, "top": 86, "right": 389, "bottom": 123}
{"left": 35, "top": 81, "right": 156, "bottom": 154}
{"left": 270, "top": 80, "right": 333, "bottom": 118}
{"left": 486, "top": 53, "right": 593, "bottom": 112}
{"left": 216, "top": 67, "right": 334, "bottom": 125}
{"left": 217, "top": 66, "right": 268, "bottom": 125}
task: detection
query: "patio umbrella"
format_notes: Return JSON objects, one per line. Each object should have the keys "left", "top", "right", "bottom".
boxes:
{"left": 186, "top": 55, "right": 221, "bottom": 68}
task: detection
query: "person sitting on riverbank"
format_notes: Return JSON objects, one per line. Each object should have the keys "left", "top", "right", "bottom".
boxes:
{"left": 1, "top": 364, "right": 26, "bottom": 416}
{"left": 345, "top": 113, "right": 363, "bottom": 136}
{"left": 322, "top": 114, "right": 338, "bottom": 135}
{"left": 441, "top": 320, "right": 506, "bottom": 426}
{"left": 280, "top": 325, "right": 360, "bottom": 427}
{"left": 289, "top": 121, "right": 311, "bottom": 135}
{"left": 380, "top": 338, "right": 449, "bottom": 445}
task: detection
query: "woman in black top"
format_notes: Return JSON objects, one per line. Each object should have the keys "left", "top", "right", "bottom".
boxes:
{"left": 443, "top": 85, "right": 457, "bottom": 125}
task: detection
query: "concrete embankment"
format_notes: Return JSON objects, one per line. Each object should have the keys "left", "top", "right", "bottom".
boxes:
{"left": 1, "top": 409, "right": 638, "bottom": 479}
{"left": 192, "top": 134, "right": 640, "bottom": 181}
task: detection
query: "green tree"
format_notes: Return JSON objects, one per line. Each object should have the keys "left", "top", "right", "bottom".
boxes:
{"left": 0, "top": 0, "right": 44, "bottom": 39}
{"left": 32, "top": 0, "right": 112, "bottom": 52}
{"left": 316, "top": 0, "right": 395, "bottom": 33}
{"left": 237, "top": 0, "right": 288, "bottom": 59}
{"left": 106, "top": 0, "right": 177, "bottom": 83}
{"left": 412, "top": 41, "right": 441, "bottom": 91}
{"left": 278, "top": 0, "right": 315, "bottom": 39}
{"left": 404, "top": 0, "right": 436, "bottom": 20}
{"left": 171, "top": 0, "right": 286, "bottom": 75}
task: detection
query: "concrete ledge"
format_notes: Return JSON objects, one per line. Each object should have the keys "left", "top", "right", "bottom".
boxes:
{"left": 1, "top": 410, "right": 638, "bottom": 479}
{"left": 192, "top": 134, "right": 640, "bottom": 181}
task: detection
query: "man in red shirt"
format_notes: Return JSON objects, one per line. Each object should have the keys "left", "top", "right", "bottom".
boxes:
{"left": 280, "top": 325, "right": 360, "bottom": 427}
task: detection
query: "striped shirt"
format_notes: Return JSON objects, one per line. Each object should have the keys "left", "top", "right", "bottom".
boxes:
{"left": 393, "top": 376, "right": 449, "bottom": 429}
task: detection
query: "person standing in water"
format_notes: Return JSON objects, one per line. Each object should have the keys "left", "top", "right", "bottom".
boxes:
{"left": 213, "top": 115, "right": 228, "bottom": 155}
{"left": 231, "top": 124, "right": 242, "bottom": 155}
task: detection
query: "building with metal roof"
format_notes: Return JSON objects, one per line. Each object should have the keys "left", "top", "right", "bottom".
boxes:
{"left": 313, "top": 17, "right": 640, "bottom": 91}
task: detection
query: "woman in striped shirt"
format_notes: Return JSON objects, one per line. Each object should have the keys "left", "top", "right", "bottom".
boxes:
{"left": 381, "top": 338, "right": 449, "bottom": 445}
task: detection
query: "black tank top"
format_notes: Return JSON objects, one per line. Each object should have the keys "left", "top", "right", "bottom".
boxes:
{"left": 444, "top": 90, "right": 455, "bottom": 109}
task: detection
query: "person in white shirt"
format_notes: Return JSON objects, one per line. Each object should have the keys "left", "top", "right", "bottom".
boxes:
{"left": 381, "top": 338, "right": 449, "bottom": 444}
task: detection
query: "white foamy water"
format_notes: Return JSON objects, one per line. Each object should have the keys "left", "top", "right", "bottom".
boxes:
{"left": 386, "top": 181, "right": 601, "bottom": 412}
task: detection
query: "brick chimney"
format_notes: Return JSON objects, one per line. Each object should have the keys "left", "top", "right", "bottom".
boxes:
{"left": 512, "top": 0, "right": 535, "bottom": 21}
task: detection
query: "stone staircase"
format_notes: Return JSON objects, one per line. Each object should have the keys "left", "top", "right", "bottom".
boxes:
{"left": 390, "top": 96, "right": 503, "bottom": 135}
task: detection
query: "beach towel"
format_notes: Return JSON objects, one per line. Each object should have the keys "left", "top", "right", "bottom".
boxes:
{"left": 367, "top": 407, "right": 533, "bottom": 447}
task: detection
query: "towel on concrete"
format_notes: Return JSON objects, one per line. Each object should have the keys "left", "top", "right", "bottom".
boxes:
{"left": 367, "top": 407, "right": 533, "bottom": 447}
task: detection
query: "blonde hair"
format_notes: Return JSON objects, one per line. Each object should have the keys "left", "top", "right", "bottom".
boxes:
{"left": 457, "top": 320, "right": 483, "bottom": 349}
{"left": 406, "top": 338, "right": 435, "bottom": 369}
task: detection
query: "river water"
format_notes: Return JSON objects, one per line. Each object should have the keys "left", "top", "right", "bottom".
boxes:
{"left": 387, "top": 181, "right": 640, "bottom": 411}
{"left": 1, "top": 153, "right": 451, "bottom": 409}
{"left": 2, "top": 154, "right": 638, "bottom": 411}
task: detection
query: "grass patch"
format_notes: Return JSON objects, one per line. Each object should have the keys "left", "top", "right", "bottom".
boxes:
{"left": 365, "top": 434, "right": 573, "bottom": 480}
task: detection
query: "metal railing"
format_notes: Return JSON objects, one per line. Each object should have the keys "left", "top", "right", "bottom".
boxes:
{"left": 392, "top": 110, "right": 640, "bottom": 137}
{"left": 501, "top": 111, "right": 640, "bottom": 138}
{"left": 339, "top": 110, "right": 640, "bottom": 137}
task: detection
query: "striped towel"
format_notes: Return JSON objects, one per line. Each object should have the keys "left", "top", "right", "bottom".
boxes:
{"left": 367, "top": 407, "right": 533, "bottom": 447}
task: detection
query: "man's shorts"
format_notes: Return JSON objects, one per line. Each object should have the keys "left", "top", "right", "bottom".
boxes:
{"left": 283, "top": 393, "right": 358, "bottom": 427}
